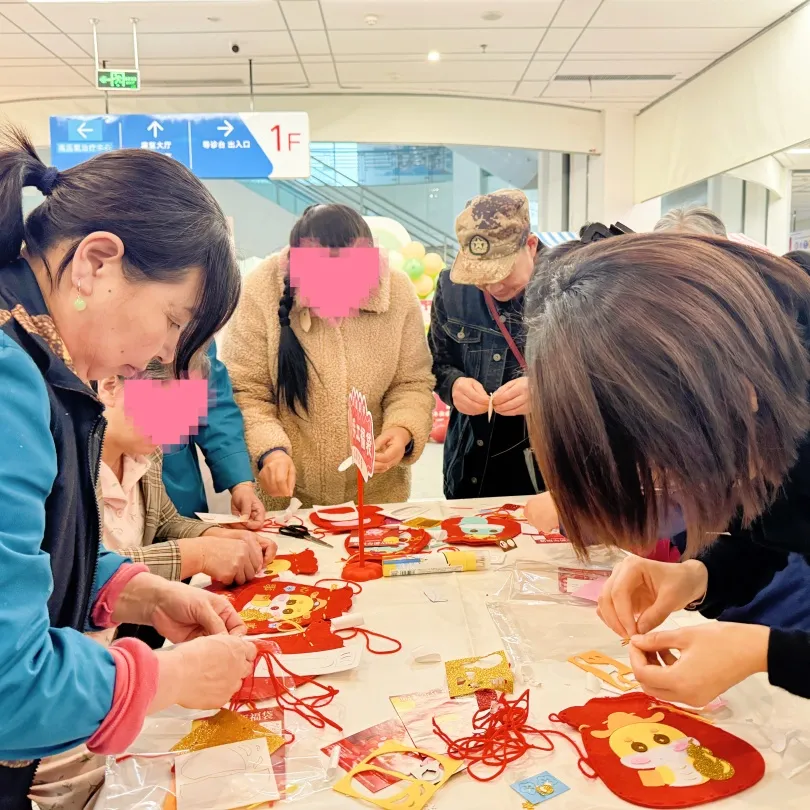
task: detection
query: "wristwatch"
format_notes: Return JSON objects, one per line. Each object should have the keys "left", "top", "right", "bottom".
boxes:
{"left": 258, "top": 447, "right": 288, "bottom": 470}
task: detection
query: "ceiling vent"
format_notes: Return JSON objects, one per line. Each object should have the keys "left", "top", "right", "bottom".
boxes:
{"left": 554, "top": 74, "right": 675, "bottom": 82}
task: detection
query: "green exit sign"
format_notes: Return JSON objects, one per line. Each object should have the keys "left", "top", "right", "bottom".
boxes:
{"left": 96, "top": 69, "right": 140, "bottom": 92}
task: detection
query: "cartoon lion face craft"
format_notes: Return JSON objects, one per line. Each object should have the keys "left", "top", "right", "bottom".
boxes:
{"left": 555, "top": 693, "right": 764, "bottom": 808}
{"left": 440, "top": 516, "right": 520, "bottom": 546}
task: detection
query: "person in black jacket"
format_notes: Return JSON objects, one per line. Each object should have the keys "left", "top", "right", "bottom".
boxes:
{"left": 429, "top": 189, "right": 544, "bottom": 499}
{"left": 524, "top": 231, "right": 810, "bottom": 706}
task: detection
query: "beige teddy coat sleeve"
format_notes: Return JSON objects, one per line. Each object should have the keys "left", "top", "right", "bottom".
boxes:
{"left": 221, "top": 252, "right": 435, "bottom": 510}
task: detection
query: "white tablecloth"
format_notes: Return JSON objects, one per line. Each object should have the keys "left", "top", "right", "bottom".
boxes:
{"left": 135, "top": 496, "right": 810, "bottom": 809}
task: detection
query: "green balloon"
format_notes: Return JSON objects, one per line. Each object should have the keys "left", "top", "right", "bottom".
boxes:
{"left": 403, "top": 257, "right": 424, "bottom": 280}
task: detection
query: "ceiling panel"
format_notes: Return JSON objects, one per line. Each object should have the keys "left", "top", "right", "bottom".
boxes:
{"left": 591, "top": 0, "right": 799, "bottom": 29}
{"left": 328, "top": 27, "right": 544, "bottom": 55}
{"left": 559, "top": 56, "right": 715, "bottom": 77}
{"left": 523, "top": 59, "right": 564, "bottom": 81}
{"left": 513, "top": 80, "right": 550, "bottom": 98}
{"left": 1, "top": 0, "right": 795, "bottom": 112}
{"left": 543, "top": 77, "right": 679, "bottom": 98}
{"left": 574, "top": 26, "right": 760, "bottom": 53}
{"left": 536, "top": 27, "right": 583, "bottom": 53}
{"left": 0, "top": 32, "right": 58, "bottom": 58}
{"left": 35, "top": 1, "right": 285, "bottom": 34}
{"left": 31, "top": 33, "right": 89, "bottom": 59}
{"left": 67, "top": 29, "right": 296, "bottom": 59}
{"left": 278, "top": 0, "right": 321, "bottom": 30}
{"left": 0, "top": 3, "right": 59, "bottom": 33}
{"left": 290, "top": 29, "right": 329, "bottom": 55}
{"left": 298, "top": 60, "right": 337, "bottom": 83}
{"left": 320, "top": 1, "right": 560, "bottom": 30}
{"left": 338, "top": 58, "right": 528, "bottom": 84}
{"left": 0, "top": 63, "right": 89, "bottom": 86}
{"left": 553, "top": 0, "right": 604, "bottom": 27}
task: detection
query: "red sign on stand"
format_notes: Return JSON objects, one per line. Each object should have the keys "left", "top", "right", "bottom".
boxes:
{"left": 348, "top": 389, "right": 375, "bottom": 482}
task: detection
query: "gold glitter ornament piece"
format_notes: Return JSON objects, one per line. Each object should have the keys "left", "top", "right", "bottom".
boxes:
{"left": 686, "top": 741, "right": 735, "bottom": 781}
{"left": 170, "top": 708, "right": 284, "bottom": 754}
{"left": 445, "top": 650, "right": 513, "bottom": 698}
{"left": 536, "top": 782, "right": 555, "bottom": 795}
{"left": 522, "top": 802, "right": 534, "bottom": 810}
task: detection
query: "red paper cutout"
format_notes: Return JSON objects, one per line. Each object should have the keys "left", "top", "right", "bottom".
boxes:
{"left": 264, "top": 548, "right": 319, "bottom": 578}
{"left": 349, "top": 389, "right": 376, "bottom": 482}
{"left": 310, "top": 504, "right": 386, "bottom": 533}
{"left": 272, "top": 619, "right": 345, "bottom": 654}
{"left": 344, "top": 526, "right": 431, "bottom": 558}
{"left": 555, "top": 693, "right": 765, "bottom": 807}
{"left": 206, "top": 579, "right": 354, "bottom": 635}
{"left": 441, "top": 515, "right": 521, "bottom": 546}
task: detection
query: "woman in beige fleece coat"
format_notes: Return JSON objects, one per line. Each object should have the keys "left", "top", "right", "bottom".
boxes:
{"left": 221, "top": 204, "right": 435, "bottom": 510}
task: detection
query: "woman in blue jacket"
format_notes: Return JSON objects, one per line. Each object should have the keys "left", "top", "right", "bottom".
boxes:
{"left": 162, "top": 341, "right": 264, "bottom": 526}
{"left": 0, "top": 128, "right": 256, "bottom": 808}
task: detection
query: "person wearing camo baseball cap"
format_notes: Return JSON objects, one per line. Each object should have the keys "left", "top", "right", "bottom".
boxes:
{"left": 428, "top": 189, "right": 544, "bottom": 500}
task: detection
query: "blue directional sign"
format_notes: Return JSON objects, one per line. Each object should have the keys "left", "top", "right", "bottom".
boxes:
{"left": 49, "top": 113, "right": 310, "bottom": 179}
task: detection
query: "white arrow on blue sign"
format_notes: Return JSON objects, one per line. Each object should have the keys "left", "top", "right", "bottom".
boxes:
{"left": 49, "top": 113, "right": 310, "bottom": 180}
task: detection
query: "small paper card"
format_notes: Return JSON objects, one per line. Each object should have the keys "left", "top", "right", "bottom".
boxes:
{"left": 445, "top": 651, "right": 513, "bottom": 698}
{"left": 533, "top": 531, "right": 569, "bottom": 544}
{"left": 571, "top": 577, "right": 607, "bottom": 603}
{"left": 390, "top": 687, "right": 477, "bottom": 756}
{"left": 175, "top": 739, "right": 279, "bottom": 810}
{"left": 511, "top": 771, "right": 569, "bottom": 805}
{"left": 321, "top": 719, "right": 411, "bottom": 793}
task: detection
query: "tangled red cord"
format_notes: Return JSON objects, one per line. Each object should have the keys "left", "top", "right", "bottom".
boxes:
{"left": 432, "top": 690, "right": 596, "bottom": 782}
{"left": 229, "top": 645, "right": 343, "bottom": 733}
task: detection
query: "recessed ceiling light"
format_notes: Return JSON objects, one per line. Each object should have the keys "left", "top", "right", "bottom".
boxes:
{"left": 364, "top": 14, "right": 378, "bottom": 26}
{"left": 788, "top": 148, "right": 810, "bottom": 155}
{"left": 481, "top": 10, "right": 503, "bottom": 21}
{"left": 427, "top": 50, "right": 441, "bottom": 62}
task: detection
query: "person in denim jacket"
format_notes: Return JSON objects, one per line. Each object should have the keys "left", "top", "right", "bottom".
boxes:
{"left": 429, "top": 189, "right": 544, "bottom": 499}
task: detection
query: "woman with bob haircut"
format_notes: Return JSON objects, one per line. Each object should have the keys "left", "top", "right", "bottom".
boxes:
{"left": 524, "top": 232, "right": 810, "bottom": 706}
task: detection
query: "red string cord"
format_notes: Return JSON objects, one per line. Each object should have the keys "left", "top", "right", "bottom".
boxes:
{"left": 314, "top": 578, "right": 363, "bottom": 594}
{"left": 336, "top": 627, "right": 402, "bottom": 654}
{"left": 229, "top": 648, "right": 343, "bottom": 734}
{"left": 432, "top": 690, "right": 596, "bottom": 782}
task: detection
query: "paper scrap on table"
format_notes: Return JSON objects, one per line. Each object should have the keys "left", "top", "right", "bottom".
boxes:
{"left": 175, "top": 738, "right": 279, "bottom": 810}
{"left": 390, "top": 688, "right": 478, "bottom": 756}
{"left": 424, "top": 587, "right": 449, "bottom": 603}
{"left": 321, "top": 718, "right": 411, "bottom": 793}
{"left": 195, "top": 512, "right": 247, "bottom": 524}
{"left": 572, "top": 577, "right": 606, "bottom": 603}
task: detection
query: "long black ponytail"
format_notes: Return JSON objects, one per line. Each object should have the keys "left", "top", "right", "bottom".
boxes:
{"left": 276, "top": 203, "right": 372, "bottom": 415}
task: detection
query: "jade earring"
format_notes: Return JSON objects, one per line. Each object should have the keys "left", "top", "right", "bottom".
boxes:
{"left": 74, "top": 281, "right": 87, "bottom": 312}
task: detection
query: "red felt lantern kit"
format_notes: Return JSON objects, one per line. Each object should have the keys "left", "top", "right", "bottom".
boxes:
{"left": 206, "top": 579, "right": 354, "bottom": 635}
{"left": 310, "top": 503, "right": 386, "bottom": 533}
{"left": 556, "top": 693, "right": 765, "bottom": 808}
{"left": 441, "top": 515, "right": 521, "bottom": 547}
{"left": 345, "top": 526, "right": 431, "bottom": 557}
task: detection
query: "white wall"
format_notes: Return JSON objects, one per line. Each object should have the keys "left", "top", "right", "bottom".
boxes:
{"left": 202, "top": 180, "right": 297, "bottom": 261}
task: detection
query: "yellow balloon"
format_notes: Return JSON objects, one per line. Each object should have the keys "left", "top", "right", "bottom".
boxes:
{"left": 414, "top": 273, "right": 435, "bottom": 299}
{"left": 423, "top": 252, "right": 444, "bottom": 277}
{"left": 401, "top": 241, "right": 426, "bottom": 261}
{"left": 388, "top": 250, "right": 404, "bottom": 272}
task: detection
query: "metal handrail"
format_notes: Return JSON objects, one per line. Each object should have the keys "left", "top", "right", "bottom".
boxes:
{"left": 306, "top": 155, "right": 458, "bottom": 260}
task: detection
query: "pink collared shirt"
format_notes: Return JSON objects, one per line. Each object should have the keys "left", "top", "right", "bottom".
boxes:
{"left": 99, "top": 455, "right": 151, "bottom": 553}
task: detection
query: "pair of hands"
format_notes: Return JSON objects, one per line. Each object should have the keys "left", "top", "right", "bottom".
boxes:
{"left": 598, "top": 556, "right": 769, "bottom": 706}
{"left": 452, "top": 377, "right": 530, "bottom": 418}
{"left": 258, "top": 427, "right": 413, "bottom": 497}
{"left": 113, "top": 573, "right": 256, "bottom": 712}
{"left": 180, "top": 527, "right": 277, "bottom": 586}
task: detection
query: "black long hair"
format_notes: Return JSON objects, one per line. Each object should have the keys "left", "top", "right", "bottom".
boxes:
{"left": 277, "top": 204, "right": 372, "bottom": 415}
{"left": 0, "top": 125, "right": 240, "bottom": 376}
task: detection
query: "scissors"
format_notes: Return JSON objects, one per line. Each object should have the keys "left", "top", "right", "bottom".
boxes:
{"left": 278, "top": 524, "right": 334, "bottom": 549}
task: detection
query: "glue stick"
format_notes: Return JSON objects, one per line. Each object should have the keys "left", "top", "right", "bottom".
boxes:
{"left": 381, "top": 550, "right": 489, "bottom": 577}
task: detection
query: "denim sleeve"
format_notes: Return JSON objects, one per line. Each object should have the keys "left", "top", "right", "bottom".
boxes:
{"left": 428, "top": 272, "right": 464, "bottom": 406}
{"left": 196, "top": 342, "right": 254, "bottom": 492}
{"left": 0, "top": 336, "right": 117, "bottom": 759}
